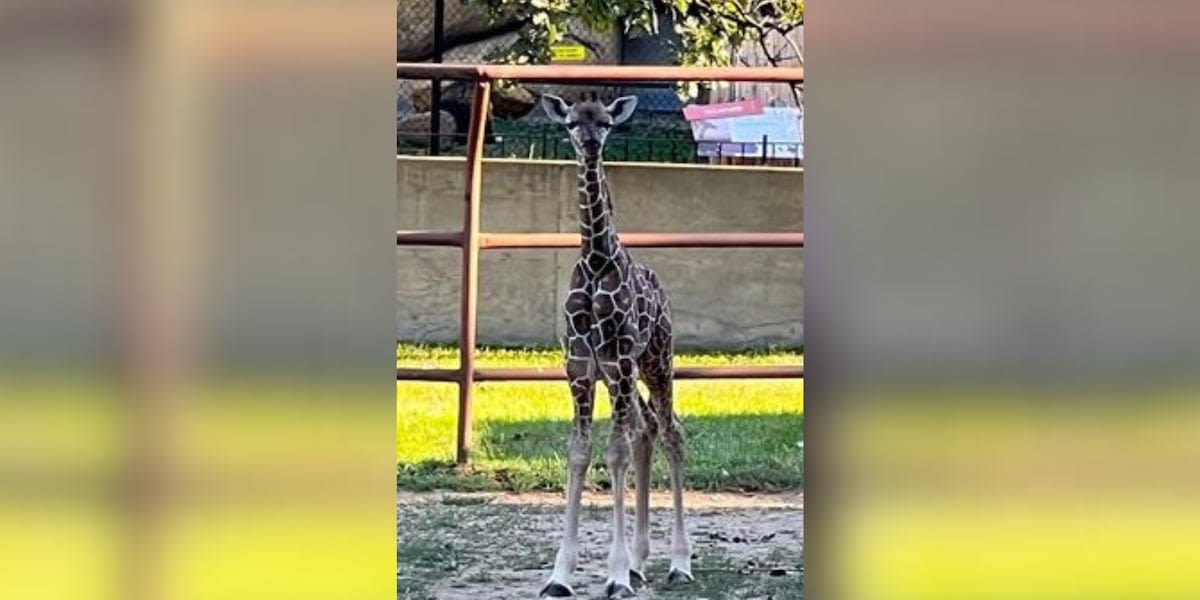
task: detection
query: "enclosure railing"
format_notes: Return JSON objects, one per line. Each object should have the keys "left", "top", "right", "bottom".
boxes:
{"left": 396, "top": 63, "right": 805, "bottom": 464}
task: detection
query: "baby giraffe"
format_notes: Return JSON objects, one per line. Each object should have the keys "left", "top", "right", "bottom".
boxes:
{"left": 538, "top": 92, "right": 693, "bottom": 599}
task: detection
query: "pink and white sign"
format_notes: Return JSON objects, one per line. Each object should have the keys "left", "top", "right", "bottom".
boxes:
{"left": 682, "top": 99, "right": 764, "bottom": 121}
{"left": 689, "top": 106, "right": 804, "bottom": 160}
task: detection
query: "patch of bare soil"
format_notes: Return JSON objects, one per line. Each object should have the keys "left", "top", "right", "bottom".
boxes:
{"left": 397, "top": 491, "right": 803, "bottom": 600}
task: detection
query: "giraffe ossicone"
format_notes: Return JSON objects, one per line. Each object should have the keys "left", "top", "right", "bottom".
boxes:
{"left": 537, "top": 93, "right": 693, "bottom": 599}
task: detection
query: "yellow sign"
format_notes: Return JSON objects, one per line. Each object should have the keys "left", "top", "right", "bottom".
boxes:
{"left": 550, "top": 44, "right": 587, "bottom": 62}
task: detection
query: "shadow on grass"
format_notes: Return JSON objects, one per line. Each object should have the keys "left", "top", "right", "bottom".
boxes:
{"left": 398, "top": 412, "right": 803, "bottom": 493}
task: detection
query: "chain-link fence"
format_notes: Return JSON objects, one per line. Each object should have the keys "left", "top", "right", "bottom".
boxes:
{"left": 397, "top": 1, "right": 799, "bottom": 166}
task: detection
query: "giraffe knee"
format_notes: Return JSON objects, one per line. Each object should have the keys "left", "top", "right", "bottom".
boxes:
{"left": 641, "top": 406, "right": 661, "bottom": 439}
{"left": 606, "top": 434, "right": 631, "bottom": 470}
{"left": 632, "top": 425, "right": 656, "bottom": 458}
{"left": 632, "top": 429, "right": 654, "bottom": 464}
{"left": 662, "top": 414, "right": 685, "bottom": 437}
{"left": 568, "top": 431, "right": 591, "bottom": 473}
{"left": 663, "top": 443, "right": 684, "bottom": 465}
{"left": 637, "top": 425, "right": 655, "bottom": 447}
{"left": 660, "top": 418, "right": 686, "bottom": 461}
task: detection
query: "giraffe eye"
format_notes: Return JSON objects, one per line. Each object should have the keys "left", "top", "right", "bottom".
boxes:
{"left": 565, "top": 121, "right": 580, "bottom": 129}
{"left": 597, "top": 122, "right": 612, "bottom": 129}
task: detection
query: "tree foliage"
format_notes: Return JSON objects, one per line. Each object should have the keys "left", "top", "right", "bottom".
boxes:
{"left": 472, "top": 0, "right": 803, "bottom": 69}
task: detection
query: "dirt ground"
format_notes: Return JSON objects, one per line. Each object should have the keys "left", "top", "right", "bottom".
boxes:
{"left": 397, "top": 491, "right": 803, "bottom": 600}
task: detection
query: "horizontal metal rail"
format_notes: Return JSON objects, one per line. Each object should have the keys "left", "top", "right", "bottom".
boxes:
{"left": 395, "top": 229, "right": 464, "bottom": 247}
{"left": 397, "top": 63, "right": 804, "bottom": 84}
{"left": 397, "top": 364, "right": 803, "bottom": 382}
{"left": 397, "top": 230, "right": 804, "bottom": 249}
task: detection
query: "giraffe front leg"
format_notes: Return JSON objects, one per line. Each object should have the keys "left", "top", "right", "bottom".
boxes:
{"left": 604, "top": 401, "right": 636, "bottom": 599}
{"left": 600, "top": 367, "right": 640, "bottom": 599}
{"left": 541, "top": 361, "right": 595, "bottom": 597}
{"left": 541, "top": 424, "right": 591, "bottom": 597}
{"left": 630, "top": 423, "right": 655, "bottom": 584}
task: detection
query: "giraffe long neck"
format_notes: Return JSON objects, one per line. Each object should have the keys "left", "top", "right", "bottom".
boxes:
{"left": 577, "top": 154, "right": 622, "bottom": 261}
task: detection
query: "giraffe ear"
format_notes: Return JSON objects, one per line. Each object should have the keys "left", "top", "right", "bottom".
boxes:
{"left": 540, "top": 94, "right": 571, "bottom": 124}
{"left": 606, "top": 95, "right": 638, "bottom": 125}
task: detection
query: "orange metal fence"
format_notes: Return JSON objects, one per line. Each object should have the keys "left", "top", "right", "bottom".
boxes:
{"left": 396, "top": 63, "right": 805, "bottom": 464}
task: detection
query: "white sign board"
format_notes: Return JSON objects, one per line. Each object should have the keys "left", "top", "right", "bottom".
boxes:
{"left": 690, "top": 106, "right": 803, "bottom": 160}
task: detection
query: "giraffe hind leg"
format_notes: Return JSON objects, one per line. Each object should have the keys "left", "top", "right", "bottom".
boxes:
{"left": 640, "top": 327, "right": 693, "bottom": 584}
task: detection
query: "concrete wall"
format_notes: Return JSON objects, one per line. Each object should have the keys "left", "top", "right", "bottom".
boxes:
{"left": 397, "top": 157, "right": 803, "bottom": 349}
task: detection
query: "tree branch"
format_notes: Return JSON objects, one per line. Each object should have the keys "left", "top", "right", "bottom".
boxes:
{"left": 780, "top": 31, "right": 803, "bottom": 65}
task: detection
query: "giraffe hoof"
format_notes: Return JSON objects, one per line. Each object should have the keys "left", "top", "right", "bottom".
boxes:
{"left": 604, "top": 581, "right": 637, "bottom": 599}
{"left": 539, "top": 581, "right": 575, "bottom": 597}
{"left": 667, "top": 569, "right": 695, "bottom": 585}
{"left": 629, "top": 569, "right": 646, "bottom": 584}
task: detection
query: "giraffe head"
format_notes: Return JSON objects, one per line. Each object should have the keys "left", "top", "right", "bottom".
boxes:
{"left": 540, "top": 93, "right": 638, "bottom": 158}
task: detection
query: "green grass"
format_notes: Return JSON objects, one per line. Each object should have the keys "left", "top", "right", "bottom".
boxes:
{"left": 397, "top": 344, "right": 803, "bottom": 492}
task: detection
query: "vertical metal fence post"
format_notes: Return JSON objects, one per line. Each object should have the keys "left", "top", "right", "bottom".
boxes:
{"left": 456, "top": 78, "right": 492, "bottom": 465}
{"left": 429, "top": 0, "right": 445, "bottom": 156}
